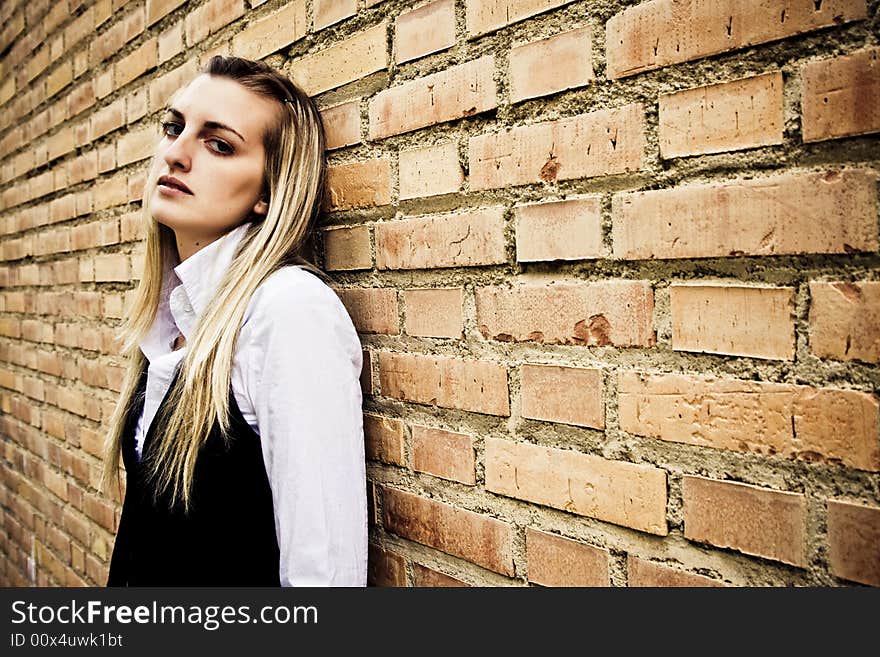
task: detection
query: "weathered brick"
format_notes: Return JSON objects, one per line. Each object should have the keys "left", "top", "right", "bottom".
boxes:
{"left": 627, "top": 556, "right": 724, "bottom": 587}
{"left": 515, "top": 196, "right": 605, "bottom": 262}
{"left": 475, "top": 280, "right": 655, "bottom": 347}
{"left": 185, "top": 0, "right": 245, "bottom": 47}
{"left": 292, "top": 22, "right": 387, "bottom": 96}
{"left": 411, "top": 562, "right": 469, "bottom": 586}
{"left": 659, "top": 72, "right": 784, "bottom": 158}
{"left": 510, "top": 26, "right": 593, "bottom": 103}
{"left": 395, "top": 0, "right": 456, "bottom": 64}
{"left": 376, "top": 207, "right": 506, "bottom": 270}
{"left": 809, "top": 281, "right": 880, "bottom": 364}
{"left": 526, "top": 528, "right": 610, "bottom": 586}
{"left": 803, "top": 47, "right": 879, "bottom": 142}
{"left": 369, "top": 56, "right": 497, "bottom": 140}
{"left": 323, "top": 225, "right": 372, "bottom": 271}
{"left": 670, "top": 283, "right": 795, "bottom": 360}
{"left": 466, "top": 0, "right": 575, "bottom": 37}
{"left": 361, "top": 349, "right": 373, "bottom": 394}
{"left": 485, "top": 437, "right": 668, "bottom": 535}
{"left": 399, "top": 141, "right": 462, "bottom": 200}
{"left": 93, "top": 253, "right": 130, "bottom": 282}
{"left": 403, "top": 288, "right": 463, "bottom": 338}
{"left": 606, "top": 0, "right": 867, "bottom": 79}
{"left": 368, "top": 543, "right": 407, "bottom": 586}
{"left": 682, "top": 476, "right": 807, "bottom": 567}
{"left": 335, "top": 287, "right": 399, "bottom": 334}
{"left": 46, "top": 61, "right": 72, "bottom": 99}
{"left": 314, "top": 0, "right": 356, "bottom": 31}
{"left": 149, "top": 58, "right": 199, "bottom": 113}
{"left": 231, "top": 0, "right": 308, "bottom": 61}
{"left": 378, "top": 351, "right": 509, "bottom": 416}
{"left": 363, "top": 413, "right": 405, "bottom": 466}
{"left": 520, "top": 364, "right": 604, "bottom": 429}
{"left": 147, "top": 0, "right": 187, "bottom": 26}
{"left": 323, "top": 158, "right": 391, "bottom": 211}
{"left": 469, "top": 104, "right": 645, "bottom": 190}
{"left": 116, "top": 125, "right": 156, "bottom": 166}
{"left": 826, "top": 498, "right": 880, "bottom": 587}
{"left": 382, "top": 486, "right": 516, "bottom": 575}
{"left": 321, "top": 99, "right": 361, "bottom": 151}
{"left": 158, "top": 21, "right": 184, "bottom": 64}
{"left": 612, "top": 169, "right": 878, "bottom": 259}
{"left": 412, "top": 425, "right": 475, "bottom": 485}
{"left": 618, "top": 370, "right": 879, "bottom": 471}
{"left": 114, "top": 38, "right": 157, "bottom": 90}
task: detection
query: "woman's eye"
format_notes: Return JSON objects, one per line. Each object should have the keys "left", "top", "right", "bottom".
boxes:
{"left": 161, "top": 121, "right": 183, "bottom": 137}
{"left": 207, "top": 139, "right": 234, "bottom": 155}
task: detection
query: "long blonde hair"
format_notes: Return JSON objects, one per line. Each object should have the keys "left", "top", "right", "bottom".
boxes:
{"left": 100, "top": 56, "right": 329, "bottom": 511}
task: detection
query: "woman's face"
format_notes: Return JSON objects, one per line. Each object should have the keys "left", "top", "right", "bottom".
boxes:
{"left": 146, "top": 74, "right": 279, "bottom": 257}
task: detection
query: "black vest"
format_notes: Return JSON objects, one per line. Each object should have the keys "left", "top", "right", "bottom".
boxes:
{"left": 107, "top": 364, "right": 280, "bottom": 586}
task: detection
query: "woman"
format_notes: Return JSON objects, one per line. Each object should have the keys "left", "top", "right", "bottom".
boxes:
{"left": 100, "top": 56, "right": 367, "bottom": 586}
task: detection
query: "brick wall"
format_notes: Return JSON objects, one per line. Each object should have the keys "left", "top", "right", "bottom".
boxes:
{"left": 1, "top": 0, "right": 878, "bottom": 587}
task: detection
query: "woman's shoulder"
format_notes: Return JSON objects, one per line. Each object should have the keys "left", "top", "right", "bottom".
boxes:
{"left": 245, "top": 265, "right": 349, "bottom": 323}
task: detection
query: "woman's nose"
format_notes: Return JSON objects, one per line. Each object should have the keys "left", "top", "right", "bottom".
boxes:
{"left": 162, "top": 130, "right": 193, "bottom": 171}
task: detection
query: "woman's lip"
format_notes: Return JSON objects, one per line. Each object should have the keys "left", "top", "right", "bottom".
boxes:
{"left": 157, "top": 183, "right": 193, "bottom": 196}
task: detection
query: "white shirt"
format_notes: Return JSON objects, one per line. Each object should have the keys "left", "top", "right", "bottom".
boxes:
{"left": 134, "top": 223, "right": 367, "bottom": 586}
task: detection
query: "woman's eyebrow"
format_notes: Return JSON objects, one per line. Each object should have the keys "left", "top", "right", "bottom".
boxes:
{"left": 164, "top": 107, "right": 246, "bottom": 143}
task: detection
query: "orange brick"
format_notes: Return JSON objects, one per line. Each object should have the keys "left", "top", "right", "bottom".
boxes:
{"left": 323, "top": 158, "right": 391, "bottom": 211}
{"left": 412, "top": 425, "right": 475, "bottom": 485}
{"left": 382, "top": 486, "right": 516, "bottom": 575}
{"left": 403, "top": 288, "right": 463, "bottom": 338}
{"left": 485, "top": 437, "right": 668, "bottom": 535}
{"left": 376, "top": 207, "right": 506, "bottom": 270}
{"left": 682, "top": 476, "right": 807, "bottom": 567}
{"left": 469, "top": 104, "right": 645, "bottom": 190}
{"left": 827, "top": 498, "right": 880, "bottom": 587}
{"left": 46, "top": 60, "right": 72, "bottom": 99}
{"left": 323, "top": 225, "right": 371, "bottom": 271}
{"left": 627, "top": 556, "right": 724, "bottom": 587}
{"left": 335, "top": 287, "right": 398, "bottom": 335}
{"left": 363, "top": 413, "right": 405, "bottom": 466}
{"left": 607, "top": 0, "right": 867, "bottom": 79}
{"left": 399, "top": 141, "right": 462, "bottom": 200}
{"left": 670, "top": 283, "right": 795, "bottom": 360}
{"left": 809, "top": 281, "right": 880, "bottom": 364}
{"left": 116, "top": 125, "right": 156, "bottom": 166}
{"left": 466, "top": 0, "right": 575, "bottom": 37}
{"left": 618, "top": 370, "right": 880, "bottom": 471}
{"left": 659, "top": 72, "right": 784, "bottom": 159}
{"left": 292, "top": 22, "right": 388, "bottom": 96}
{"left": 321, "top": 99, "right": 361, "bottom": 151}
{"left": 368, "top": 543, "right": 407, "bottom": 586}
{"left": 475, "top": 280, "right": 655, "bottom": 347}
{"left": 314, "top": 0, "right": 356, "bottom": 31}
{"left": 520, "top": 364, "right": 604, "bottom": 429}
{"left": 509, "top": 26, "right": 593, "bottom": 103}
{"left": 378, "top": 351, "right": 509, "bottom": 416}
{"left": 114, "top": 38, "right": 157, "bottom": 90}
{"left": 612, "top": 169, "right": 878, "bottom": 259}
{"left": 369, "top": 56, "right": 497, "bottom": 140}
{"left": 147, "top": 0, "right": 187, "bottom": 26}
{"left": 526, "top": 528, "right": 610, "bottom": 587}
{"left": 185, "top": 0, "right": 245, "bottom": 46}
{"left": 802, "top": 47, "right": 879, "bottom": 142}
{"left": 231, "top": 0, "right": 308, "bottom": 61}
{"left": 411, "top": 562, "right": 468, "bottom": 586}
{"left": 395, "top": 0, "right": 456, "bottom": 64}
{"left": 514, "top": 196, "right": 605, "bottom": 262}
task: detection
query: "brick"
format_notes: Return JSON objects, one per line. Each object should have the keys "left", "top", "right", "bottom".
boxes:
{"left": 412, "top": 425, "right": 475, "bottom": 485}
{"left": 149, "top": 59, "right": 199, "bottom": 113}
{"left": 827, "top": 498, "right": 880, "bottom": 587}
{"left": 627, "top": 556, "right": 724, "bottom": 587}
{"left": 292, "top": 22, "right": 388, "bottom": 96}
{"left": 515, "top": 196, "right": 604, "bottom": 262}
{"left": 231, "top": 0, "right": 308, "bottom": 61}
{"left": 369, "top": 56, "right": 497, "bottom": 140}
{"left": 411, "top": 563, "right": 468, "bottom": 586}
{"left": 117, "top": 125, "right": 158, "bottom": 166}
{"left": 335, "top": 287, "right": 398, "bottom": 334}
{"left": 93, "top": 176, "right": 129, "bottom": 211}
{"left": 314, "top": 0, "right": 356, "bottom": 31}
{"left": 158, "top": 21, "right": 184, "bottom": 64}
{"left": 95, "top": 68, "right": 114, "bottom": 100}
{"left": 376, "top": 207, "right": 506, "bottom": 270}
{"left": 382, "top": 486, "right": 515, "bottom": 575}
{"left": 378, "top": 351, "right": 509, "bottom": 416}
{"left": 526, "top": 528, "right": 610, "bottom": 586}
{"left": 520, "top": 364, "right": 604, "bottom": 429}
{"left": 368, "top": 543, "right": 406, "bottom": 586}
{"left": 612, "top": 169, "right": 878, "bottom": 259}
{"left": 682, "top": 476, "right": 806, "bottom": 567}
{"left": 466, "top": 0, "right": 575, "bottom": 37}
{"left": 670, "top": 283, "right": 795, "bottom": 360}
{"left": 46, "top": 61, "right": 72, "bottom": 99}
{"left": 114, "top": 38, "right": 157, "bottom": 90}
{"left": 94, "top": 253, "right": 130, "bottom": 282}
{"left": 403, "top": 288, "right": 463, "bottom": 338}
{"left": 363, "top": 414, "right": 405, "bottom": 466}
{"left": 395, "top": 0, "right": 456, "bottom": 64}
{"left": 470, "top": 103, "right": 645, "bottom": 190}
{"left": 802, "top": 48, "right": 879, "bottom": 143}
{"left": 147, "top": 0, "right": 187, "bottom": 26}
{"left": 90, "top": 19, "right": 124, "bottom": 67}
{"left": 476, "top": 280, "right": 654, "bottom": 347}
{"left": 485, "top": 437, "right": 668, "bottom": 535}
{"left": 361, "top": 349, "right": 373, "bottom": 395}
{"left": 809, "top": 281, "right": 880, "bottom": 364}
{"left": 659, "top": 72, "right": 784, "bottom": 159}
{"left": 185, "top": 0, "right": 245, "bottom": 46}
{"left": 323, "top": 158, "right": 391, "bottom": 211}
{"left": 510, "top": 26, "right": 593, "bottom": 103}
{"left": 606, "top": 0, "right": 868, "bottom": 80}
{"left": 321, "top": 99, "right": 361, "bottom": 151}
{"left": 323, "top": 225, "right": 371, "bottom": 271}
{"left": 619, "top": 370, "right": 880, "bottom": 471}
{"left": 399, "top": 141, "right": 462, "bottom": 200}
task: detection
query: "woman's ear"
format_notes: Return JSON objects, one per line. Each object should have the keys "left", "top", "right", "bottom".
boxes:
{"left": 253, "top": 197, "right": 269, "bottom": 216}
